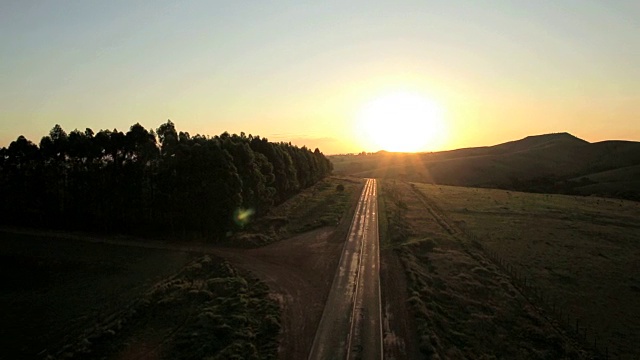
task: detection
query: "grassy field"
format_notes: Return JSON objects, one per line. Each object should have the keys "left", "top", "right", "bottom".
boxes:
{"left": 378, "top": 180, "right": 594, "bottom": 358}
{"left": 236, "top": 176, "right": 362, "bottom": 246}
{"left": 410, "top": 183, "right": 640, "bottom": 359}
{"left": 0, "top": 232, "right": 279, "bottom": 359}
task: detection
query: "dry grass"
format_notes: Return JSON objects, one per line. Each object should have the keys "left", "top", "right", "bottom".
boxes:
{"left": 236, "top": 176, "right": 362, "bottom": 246}
{"left": 330, "top": 135, "right": 640, "bottom": 200}
{"left": 412, "top": 183, "right": 640, "bottom": 359}
{"left": 379, "top": 180, "right": 592, "bottom": 359}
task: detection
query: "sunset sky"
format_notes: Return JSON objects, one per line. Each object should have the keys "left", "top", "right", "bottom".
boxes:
{"left": 1, "top": 1, "right": 639, "bottom": 154}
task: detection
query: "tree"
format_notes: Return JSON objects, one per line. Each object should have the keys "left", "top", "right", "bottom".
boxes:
{"left": 0, "top": 121, "right": 333, "bottom": 241}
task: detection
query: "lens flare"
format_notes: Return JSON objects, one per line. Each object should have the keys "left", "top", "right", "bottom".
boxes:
{"left": 234, "top": 207, "right": 255, "bottom": 227}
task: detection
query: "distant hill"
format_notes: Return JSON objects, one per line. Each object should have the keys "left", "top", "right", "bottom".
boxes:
{"left": 330, "top": 133, "right": 640, "bottom": 200}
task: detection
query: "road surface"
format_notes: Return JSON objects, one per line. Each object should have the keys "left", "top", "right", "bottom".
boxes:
{"left": 308, "top": 178, "right": 382, "bottom": 360}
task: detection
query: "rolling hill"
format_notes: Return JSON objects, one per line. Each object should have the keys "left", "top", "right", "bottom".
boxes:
{"left": 331, "top": 133, "right": 640, "bottom": 200}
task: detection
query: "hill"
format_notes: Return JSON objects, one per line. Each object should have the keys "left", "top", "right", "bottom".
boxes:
{"left": 331, "top": 133, "right": 640, "bottom": 200}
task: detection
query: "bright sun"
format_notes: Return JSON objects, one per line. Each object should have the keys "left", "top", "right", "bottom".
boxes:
{"left": 356, "top": 91, "right": 446, "bottom": 152}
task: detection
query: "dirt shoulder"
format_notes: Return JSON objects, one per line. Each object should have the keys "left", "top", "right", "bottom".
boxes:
{"left": 210, "top": 227, "right": 343, "bottom": 360}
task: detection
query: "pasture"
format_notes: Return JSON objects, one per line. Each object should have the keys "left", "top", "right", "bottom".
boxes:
{"left": 412, "top": 183, "right": 640, "bottom": 358}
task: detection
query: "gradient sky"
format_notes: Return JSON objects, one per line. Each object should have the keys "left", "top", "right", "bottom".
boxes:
{"left": 1, "top": 0, "right": 639, "bottom": 154}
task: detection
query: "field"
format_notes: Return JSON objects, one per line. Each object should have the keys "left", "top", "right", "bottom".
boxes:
{"left": 378, "top": 180, "right": 640, "bottom": 358}
{"left": 412, "top": 183, "right": 640, "bottom": 358}
{"left": 0, "top": 232, "right": 280, "bottom": 359}
{"left": 0, "top": 176, "right": 363, "bottom": 360}
{"left": 7, "top": 172, "right": 636, "bottom": 358}
{"left": 0, "top": 232, "right": 193, "bottom": 357}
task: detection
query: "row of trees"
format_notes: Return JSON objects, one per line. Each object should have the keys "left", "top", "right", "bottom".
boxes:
{"left": 0, "top": 121, "right": 332, "bottom": 238}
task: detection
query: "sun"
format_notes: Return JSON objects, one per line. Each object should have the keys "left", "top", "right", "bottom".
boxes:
{"left": 356, "top": 91, "right": 446, "bottom": 152}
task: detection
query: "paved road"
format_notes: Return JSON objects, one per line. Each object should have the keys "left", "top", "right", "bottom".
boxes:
{"left": 308, "top": 178, "right": 382, "bottom": 360}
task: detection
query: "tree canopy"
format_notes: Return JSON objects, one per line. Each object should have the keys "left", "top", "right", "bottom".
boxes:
{"left": 0, "top": 121, "right": 333, "bottom": 240}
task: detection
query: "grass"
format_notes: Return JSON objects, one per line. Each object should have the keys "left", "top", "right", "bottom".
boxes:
{"left": 0, "top": 232, "right": 197, "bottom": 358}
{"left": 378, "top": 180, "right": 592, "bottom": 359}
{"left": 376, "top": 179, "right": 390, "bottom": 248}
{"left": 330, "top": 137, "right": 640, "bottom": 201}
{"left": 235, "top": 176, "right": 362, "bottom": 246}
{"left": 378, "top": 180, "right": 411, "bottom": 248}
{"left": 410, "top": 183, "right": 640, "bottom": 359}
{"left": 54, "top": 256, "right": 280, "bottom": 360}
{"left": 0, "top": 232, "right": 279, "bottom": 359}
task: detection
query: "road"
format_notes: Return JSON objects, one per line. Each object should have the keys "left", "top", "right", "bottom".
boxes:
{"left": 308, "top": 178, "right": 382, "bottom": 360}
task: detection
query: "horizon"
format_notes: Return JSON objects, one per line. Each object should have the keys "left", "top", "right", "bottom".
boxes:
{"left": 2, "top": 123, "right": 632, "bottom": 157}
{"left": 2, "top": 1, "right": 639, "bottom": 154}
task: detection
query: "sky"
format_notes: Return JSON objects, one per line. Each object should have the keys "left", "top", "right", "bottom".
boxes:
{"left": 1, "top": 0, "right": 639, "bottom": 154}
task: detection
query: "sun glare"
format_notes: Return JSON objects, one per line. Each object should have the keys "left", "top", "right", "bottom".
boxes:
{"left": 356, "top": 91, "right": 446, "bottom": 152}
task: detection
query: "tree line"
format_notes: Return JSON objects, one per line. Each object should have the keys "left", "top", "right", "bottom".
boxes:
{"left": 0, "top": 121, "right": 333, "bottom": 239}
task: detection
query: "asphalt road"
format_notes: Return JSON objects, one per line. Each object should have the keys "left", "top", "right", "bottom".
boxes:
{"left": 308, "top": 178, "right": 382, "bottom": 360}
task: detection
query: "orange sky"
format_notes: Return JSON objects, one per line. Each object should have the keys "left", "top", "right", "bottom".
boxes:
{"left": 2, "top": 1, "right": 639, "bottom": 154}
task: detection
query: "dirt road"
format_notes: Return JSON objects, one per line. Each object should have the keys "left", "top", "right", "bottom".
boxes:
{"left": 308, "top": 178, "right": 382, "bottom": 360}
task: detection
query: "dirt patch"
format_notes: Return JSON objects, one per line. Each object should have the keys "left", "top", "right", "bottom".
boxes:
{"left": 210, "top": 227, "right": 343, "bottom": 360}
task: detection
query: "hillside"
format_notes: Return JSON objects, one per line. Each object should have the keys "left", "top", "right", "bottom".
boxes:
{"left": 331, "top": 133, "right": 640, "bottom": 200}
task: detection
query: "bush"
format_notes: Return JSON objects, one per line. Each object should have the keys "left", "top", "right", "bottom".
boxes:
{"left": 336, "top": 184, "right": 345, "bottom": 192}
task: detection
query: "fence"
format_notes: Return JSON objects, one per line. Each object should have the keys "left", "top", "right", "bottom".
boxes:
{"left": 407, "top": 182, "right": 636, "bottom": 359}
{"left": 461, "top": 228, "right": 620, "bottom": 360}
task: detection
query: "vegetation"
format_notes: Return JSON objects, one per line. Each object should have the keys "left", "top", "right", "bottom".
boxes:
{"left": 412, "top": 183, "right": 640, "bottom": 358}
{"left": 53, "top": 255, "right": 278, "bottom": 360}
{"left": 0, "top": 231, "right": 198, "bottom": 358}
{"left": 236, "top": 176, "right": 361, "bottom": 246}
{"left": 0, "top": 121, "right": 332, "bottom": 239}
{"left": 0, "top": 231, "right": 279, "bottom": 359}
{"left": 378, "top": 180, "right": 592, "bottom": 358}
{"left": 331, "top": 133, "right": 640, "bottom": 201}
{"left": 43, "top": 255, "right": 279, "bottom": 359}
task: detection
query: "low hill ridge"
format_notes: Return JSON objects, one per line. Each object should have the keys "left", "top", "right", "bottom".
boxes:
{"left": 331, "top": 133, "right": 640, "bottom": 200}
